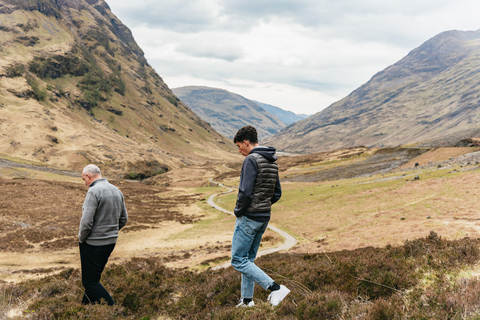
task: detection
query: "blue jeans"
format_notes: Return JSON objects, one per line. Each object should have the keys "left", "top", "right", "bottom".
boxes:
{"left": 231, "top": 216, "right": 274, "bottom": 299}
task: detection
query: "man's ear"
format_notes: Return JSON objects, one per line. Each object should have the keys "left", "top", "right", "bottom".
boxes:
{"left": 243, "top": 140, "right": 249, "bottom": 147}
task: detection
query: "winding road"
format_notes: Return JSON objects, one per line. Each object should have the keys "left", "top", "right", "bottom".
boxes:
{"left": 207, "top": 178, "right": 297, "bottom": 269}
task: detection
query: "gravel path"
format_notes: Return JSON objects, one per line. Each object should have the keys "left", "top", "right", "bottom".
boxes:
{"left": 0, "top": 158, "right": 80, "bottom": 177}
{"left": 207, "top": 179, "right": 297, "bottom": 269}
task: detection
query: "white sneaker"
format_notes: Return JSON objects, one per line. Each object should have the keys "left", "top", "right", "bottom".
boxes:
{"left": 267, "top": 285, "right": 290, "bottom": 306}
{"left": 235, "top": 299, "right": 255, "bottom": 308}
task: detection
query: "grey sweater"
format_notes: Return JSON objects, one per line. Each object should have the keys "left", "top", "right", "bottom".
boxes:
{"left": 78, "top": 178, "right": 128, "bottom": 246}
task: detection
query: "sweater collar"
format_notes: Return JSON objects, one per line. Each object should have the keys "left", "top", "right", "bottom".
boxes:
{"left": 89, "top": 178, "right": 107, "bottom": 187}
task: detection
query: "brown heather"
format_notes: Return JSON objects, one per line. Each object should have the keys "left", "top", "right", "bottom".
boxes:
{"left": 1, "top": 232, "right": 480, "bottom": 319}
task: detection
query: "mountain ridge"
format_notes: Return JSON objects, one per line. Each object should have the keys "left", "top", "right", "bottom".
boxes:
{"left": 172, "top": 85, "right": 286, "bottom": 140}
{"left": 253, "top": 100, "right": 309, "bottom": 125}
{"left": 266, "top": 30, "right": 480, "bottom": 153}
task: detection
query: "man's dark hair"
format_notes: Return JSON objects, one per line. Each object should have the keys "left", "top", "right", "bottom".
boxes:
{"left": 233, "top": 125, "right": 258, "bottom": 144}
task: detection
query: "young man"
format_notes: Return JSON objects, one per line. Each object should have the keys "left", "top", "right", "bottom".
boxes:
{"left": 78, "top": 164, "right": 128, "bottom": 305}
{"left": 231, "top": 125, "right": 290, "bottom": 307}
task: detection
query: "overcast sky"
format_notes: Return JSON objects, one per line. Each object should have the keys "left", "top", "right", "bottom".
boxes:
{"left": 107, "top": 0, "right": 480, "bottom": 115}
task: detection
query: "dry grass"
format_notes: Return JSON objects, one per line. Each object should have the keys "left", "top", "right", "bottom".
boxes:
{"left": 0, "top": 173, "right": 237, "bottom": 282}
{"left": 218, "top": 150, "right": 480, "bottom": 254}
{"left": 2, "top": 146, "right": 480, "bottom": 281}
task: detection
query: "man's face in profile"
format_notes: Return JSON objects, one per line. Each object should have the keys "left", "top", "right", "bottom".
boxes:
{"left": 236, "top": 140, "right": 251, "bottom": 156}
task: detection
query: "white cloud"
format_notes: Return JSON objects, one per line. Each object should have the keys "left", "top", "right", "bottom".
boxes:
{"left": 175, "top": 33, "right": 245, "bottom": 62}
{"left": 106, "top": 0, "right": 222, "bottom": 31}
{"left": 165, "top": 75, "right": 335, "bottom": 115}
{"left": 107, "top": 0, "right": 480, "bottom": 114}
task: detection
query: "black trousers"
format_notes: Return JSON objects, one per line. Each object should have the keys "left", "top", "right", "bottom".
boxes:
{"left": 79, "top": 242, "right": 116, "bottom": 305}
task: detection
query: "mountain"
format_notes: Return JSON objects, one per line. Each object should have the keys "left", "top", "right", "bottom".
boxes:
{"left": 0, "top": 0, "right": 233, "bottom": 177}
{"left": 254, "top": 101, "right": 309, "bottom": 125}
{"left": 172, "top": 86, "right": 285, "bottom": 140}
{"left": 265, "top": 30, "right": 480, "bottom": 153}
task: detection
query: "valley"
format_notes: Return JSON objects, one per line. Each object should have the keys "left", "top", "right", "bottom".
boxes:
{"left": 1, "top": 145, "right": 480, "bottom": 283}
{"left": 3, "top": 145, "right": 480, "bottom": 319}
{"left": 2, "top": 1, "right": 480, "bottom": 318}
{"left": 0, "top": 158, "right": 280, "bottom": 282}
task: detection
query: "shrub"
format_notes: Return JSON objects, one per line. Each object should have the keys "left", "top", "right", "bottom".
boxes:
{"left": 166, "top": 95, "right": 178, "bottom": 107}
{"left": 25, "top": 74, "right": 47, "bottom": 101}
{"left": 29, "top": 54, "right": 88, "bottom": 79}
{"left": 5, "top": 64, "right": 24, "bottom": 78}
{"left": 366, "top": 297, "right": 403, "bottom": 320}
{"left": 109, "top": 73, "right": 126, "bottom": 96}
{"left": 78, "top": 72, "right": 112, "bottom": 108}
{"left": 14, "top": 36, "right": 39, "bottom": 46}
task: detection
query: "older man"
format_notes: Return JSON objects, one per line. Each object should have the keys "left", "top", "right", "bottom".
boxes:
{"left": 78, "top": 164, "right": 128, "bottom": 305}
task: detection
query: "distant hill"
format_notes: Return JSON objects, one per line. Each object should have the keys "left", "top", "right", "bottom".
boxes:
{"left": 266, "top": 30, "right": 480, "bottom": 153}
{"left": 0, "top": 0, "right": 233, "bottom": 177}
{"left": 254, "top": 101, "right": 309, "bottom": 125}
{"left": 172, "top": 86, "right": 285, "bottom": 140}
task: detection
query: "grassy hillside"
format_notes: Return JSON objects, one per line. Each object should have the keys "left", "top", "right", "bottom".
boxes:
{"left": 267, "top": 30, "right": 480, "bottom": 154}
{"left": 0, "top": 0, "right": 234, "bottom": 177}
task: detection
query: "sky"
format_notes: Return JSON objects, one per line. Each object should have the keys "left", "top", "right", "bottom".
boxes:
{"left": 107, "top": 0, "right": 480, "bottom": 115}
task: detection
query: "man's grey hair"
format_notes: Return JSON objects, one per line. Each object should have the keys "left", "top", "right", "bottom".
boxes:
{"left": 83, "top": 164, "right": 101, "bottom": 176}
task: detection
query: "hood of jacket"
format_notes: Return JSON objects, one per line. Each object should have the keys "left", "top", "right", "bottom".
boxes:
{"left": 249, "top": 146, "right": 277, "bottom": 162}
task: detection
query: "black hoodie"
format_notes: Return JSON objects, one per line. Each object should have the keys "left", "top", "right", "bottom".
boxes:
{"left": 234, "top": 146, "right": 282, "bottom": 222}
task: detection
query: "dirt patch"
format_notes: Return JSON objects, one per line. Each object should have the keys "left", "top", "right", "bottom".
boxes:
{"left": 0, "top": 157, "right": 80, "bottom": 178}
{"left": 0, "top": 178, "right": 202, "bottom": 253}
{"left": 282, "top": 147, "right": 429, "bottom": 183}
{"left": 395, "top": 147, "right": 480, "bottom": 170}
{"left": 277, "top": 147, "right": 369, "bottom": 171}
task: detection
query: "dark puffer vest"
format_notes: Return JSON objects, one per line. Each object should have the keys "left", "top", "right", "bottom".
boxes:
{"left": 246, "top": 153, "right": 278, "bottom": 213}
{"left": 234, "top": 146, "right": 282, "bottom": 221}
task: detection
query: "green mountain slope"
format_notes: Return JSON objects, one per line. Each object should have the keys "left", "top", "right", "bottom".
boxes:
{"left": 0, "top": 0, "right": 233, "bottom": 176}
{"left": 172, "top": 86, "right": 285, "bottom": 140}
{"left": 266, "top": 30, "right": 480, "bottom": 153}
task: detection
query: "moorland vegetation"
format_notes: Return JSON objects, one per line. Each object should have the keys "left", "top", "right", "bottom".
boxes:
{"left": 2, "top": 146, "right": 480, "bottom": 319}
{"left": 3, "top": 232, "right": 480, "bottom": 319}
